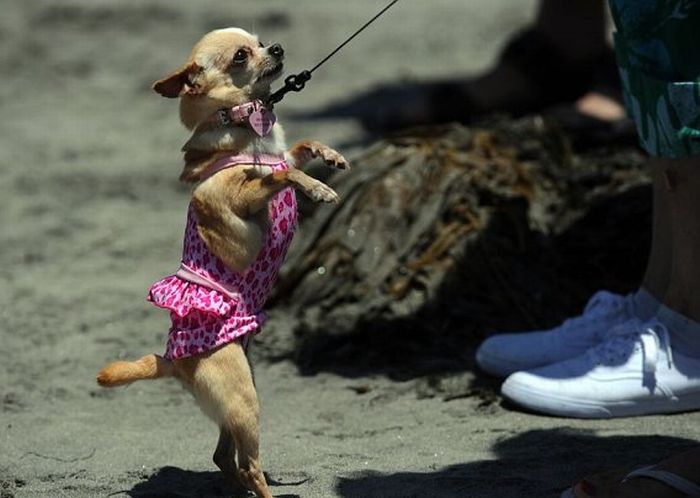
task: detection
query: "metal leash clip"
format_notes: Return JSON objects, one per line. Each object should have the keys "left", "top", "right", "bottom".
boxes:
{"left": 266, "top": 71, "right": 312, "bottom": 108}
{"left": 265, "top": 0, "right": 400, "bottom": 108}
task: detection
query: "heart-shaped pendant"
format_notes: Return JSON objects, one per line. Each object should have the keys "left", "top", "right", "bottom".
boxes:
{"left": 248, "top": 108, "right": 276, "bottom": 137}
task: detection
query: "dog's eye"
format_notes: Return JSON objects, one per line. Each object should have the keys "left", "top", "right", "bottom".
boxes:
{"left": 258, "top": 41, "right": 264, "bottom": 48}
{"left": 232, "top": 49, "right": 248, "bottom": 65}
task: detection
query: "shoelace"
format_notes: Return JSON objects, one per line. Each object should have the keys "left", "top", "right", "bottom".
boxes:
{"left": 587, "top": 319, "right": 674, "bottom": 387}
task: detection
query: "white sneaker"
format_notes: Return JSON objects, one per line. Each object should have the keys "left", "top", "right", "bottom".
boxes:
{"left": 501, "top": 318, "right": 700, "bottom": 418}
{"left": 476, "top": 291, "right": 634, "bottom": 377}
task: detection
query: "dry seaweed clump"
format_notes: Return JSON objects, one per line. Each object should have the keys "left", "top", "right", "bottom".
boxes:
{"left": 267, "top": 119, "right": 649, "bottom": 378}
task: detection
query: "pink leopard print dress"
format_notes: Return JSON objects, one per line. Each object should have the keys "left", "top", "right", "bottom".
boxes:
{"left": 148, "top": 154, "right": 297, "bottom": 360}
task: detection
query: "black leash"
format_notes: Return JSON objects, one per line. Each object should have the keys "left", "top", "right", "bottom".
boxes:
{"left": 266, "top": 0, "right": 402, "bottom": 108}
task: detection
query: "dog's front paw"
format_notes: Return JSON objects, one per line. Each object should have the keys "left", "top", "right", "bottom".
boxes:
{"left": 307, "top": 181, "right": 339, "bottom": 204}
{"left": 315, "top": 146, "right": 350, "bottom": 170}
{"left": 292, "top": 141, "right": 350, "bottom": 170}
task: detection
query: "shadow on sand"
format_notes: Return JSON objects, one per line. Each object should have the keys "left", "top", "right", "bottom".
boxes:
{"left": 335, "top": 428, "right": 698, "bottom": 498}
{"left": 123, "top": 429, "right": 697, "bottom": 498}
{"left": 125, "top": 466, "right": 303, "bottom": 498}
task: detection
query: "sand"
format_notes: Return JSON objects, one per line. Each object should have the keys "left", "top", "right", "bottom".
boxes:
{"left": 2, "top": 1, "right": 699, "bottom": 497}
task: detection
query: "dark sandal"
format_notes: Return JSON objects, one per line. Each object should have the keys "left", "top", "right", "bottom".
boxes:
{"left": 561, "top": 465, "right": 700, "bottom": 498}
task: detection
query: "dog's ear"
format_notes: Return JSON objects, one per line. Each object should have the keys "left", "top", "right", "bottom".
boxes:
{"left": 152, "top": 61, "right": 203, "bottom": 98}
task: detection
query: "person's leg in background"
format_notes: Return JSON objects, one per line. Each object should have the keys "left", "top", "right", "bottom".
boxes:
{"left": 347, "top": 0, "right": 629, "bottom": 134}
{"left": 536, "top": 0, "right": 607, "bottom": 57}
{"left": 462, "top": 0, "right": 614, "bottom": 117}
{"left": 539, "top": 0, "right": 629, "bottom": 124}
{"left": 662, "top": 157, "right": 700, "bottom": 320}
{"left": 642, "top": 162, "right": 672, "bottom": 303}
{"left": 657, "top": 156, "right": 700, "bottom": 357}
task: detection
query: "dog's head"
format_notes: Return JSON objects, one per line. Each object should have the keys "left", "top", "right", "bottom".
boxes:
{"left": 153, "top": 28, "right": 284, "bottom": 129}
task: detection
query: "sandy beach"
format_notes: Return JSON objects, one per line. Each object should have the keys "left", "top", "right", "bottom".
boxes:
{"left": 2, "top": 1, "right": 699, "bottom": 497}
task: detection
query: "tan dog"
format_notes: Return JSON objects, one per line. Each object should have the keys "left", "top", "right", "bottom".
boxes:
{"left": 96, "top": 28, "right": 348, "bottom": 498}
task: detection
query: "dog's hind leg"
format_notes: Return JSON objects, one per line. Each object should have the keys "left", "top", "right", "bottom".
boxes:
{"left": 185, "top": 343, "right": 273, "bottom": 498}
{"left": 226, "top": 404, "right": 272, "bottom": 498}
{"left": 220, "top": 370, "right": 272, "bottom": 498}
{"left": 213, "top": 427, "right": 236, "bottom": 474}
{"left": 213, "top": 427, "right": 247, "bottom": 491}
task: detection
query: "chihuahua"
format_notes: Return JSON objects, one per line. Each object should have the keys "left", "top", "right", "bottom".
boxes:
{"left": 97, "top": 27, "right": 348, "bottom": 498}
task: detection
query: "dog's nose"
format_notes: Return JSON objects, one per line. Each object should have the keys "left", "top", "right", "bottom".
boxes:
{"left": 269, "top": 43, "right": 284, "bottom": 59}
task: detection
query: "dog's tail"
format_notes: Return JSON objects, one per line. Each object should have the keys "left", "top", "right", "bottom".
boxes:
{"left": 96, "top": 354, "right": 173, "bottom": 387}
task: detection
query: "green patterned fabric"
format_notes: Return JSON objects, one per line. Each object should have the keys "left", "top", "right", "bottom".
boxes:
{"left": 609, "top": 0, "right": 700, "bottom": 158}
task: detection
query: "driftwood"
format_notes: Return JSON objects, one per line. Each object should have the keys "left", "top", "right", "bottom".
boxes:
{"left": 265, "top": 119, "right": 650, "bottom": 378}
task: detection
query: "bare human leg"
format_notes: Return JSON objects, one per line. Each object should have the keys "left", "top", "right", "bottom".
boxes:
{"left": 640, "top": 160, "right": 673, "bottom": 301}
{"left": 658, "top": 155, "right": 700, "bottom": 321}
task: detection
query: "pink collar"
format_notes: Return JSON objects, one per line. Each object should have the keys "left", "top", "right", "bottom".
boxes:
{"left": 203, "top": 99, "right": 277, "bottom": 137}
{"left": 200, "top": 153, "right": 285, "bottom": 182}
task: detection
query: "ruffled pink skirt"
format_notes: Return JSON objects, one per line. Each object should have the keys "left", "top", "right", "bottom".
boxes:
{"left": 148, "top": 276, "right": 264, "bottom": 360}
